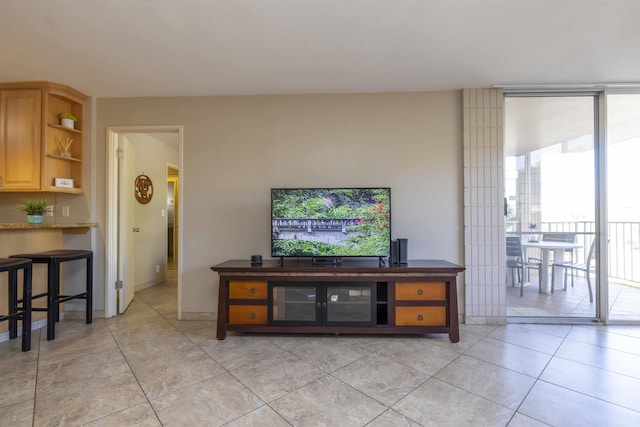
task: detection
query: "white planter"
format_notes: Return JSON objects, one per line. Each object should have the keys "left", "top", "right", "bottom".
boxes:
{"left": 60, "top": 118, "right": 75, "bottom": 129}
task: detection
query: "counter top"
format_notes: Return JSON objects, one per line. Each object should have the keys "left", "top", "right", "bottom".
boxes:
{"left": 0, "top": 222, "right": 97, "bottom": 230}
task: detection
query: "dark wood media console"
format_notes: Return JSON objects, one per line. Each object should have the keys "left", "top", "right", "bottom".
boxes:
{"left": 211, "top": 259, "right": 465, "bottom": 342}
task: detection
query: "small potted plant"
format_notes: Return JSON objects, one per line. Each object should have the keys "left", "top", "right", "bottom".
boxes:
{"left": 16, "top": 198, "right": 48, "bottom": 224}
{"left": 58, "top": 112, "right": 77, "bottom": 129}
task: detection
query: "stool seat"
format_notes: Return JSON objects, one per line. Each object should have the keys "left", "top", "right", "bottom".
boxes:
{"left": 10, "top": 250, "right": 93, "bottom": 262}
{"left": 10, "top": 250, "right": 92, "bottom": 341}
{"left": 0, "top": 258, "right": 33, "bottom": 271}
{"left": 0, "top": 257, "right": 32, "bottom": 351}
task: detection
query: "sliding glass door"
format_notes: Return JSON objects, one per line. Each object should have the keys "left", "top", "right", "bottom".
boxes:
{"left": 505, "top": 95, "right": 597, "bottom": 318}
{"left": 606, "top": 93, "right": 640, "bottom": 321}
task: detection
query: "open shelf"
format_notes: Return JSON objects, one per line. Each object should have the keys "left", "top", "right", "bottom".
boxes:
{"left": 47, "top": 154, "right": 81, "bottom": 162}
{"left": 47, "top": 123, "right": 82, "bottom": 134}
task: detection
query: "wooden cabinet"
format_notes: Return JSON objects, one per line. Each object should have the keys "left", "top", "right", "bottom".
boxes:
{"left": 0, "top": 81, "right": 87, "bottom": 193}
{"left": 212, "top": 259, "right": 464, "bottom": 342}
{"left": 0, "top": 89, "right": 41, "bottom": 190}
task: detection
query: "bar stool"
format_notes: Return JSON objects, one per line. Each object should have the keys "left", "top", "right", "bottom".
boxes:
{"left": 10, "top": 250, "right": 92, "bottom": 341}
{"left": 0, "top": 258, "right": 32, "bottom": 351}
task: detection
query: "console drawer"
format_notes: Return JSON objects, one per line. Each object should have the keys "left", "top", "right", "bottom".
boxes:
{"left": 395, "top": 282, "right": 446, "bottom": 301}
{"left": 229, "top": 305, "right": 268, "bottom": 324}
{"left": 395, "top": 306, "right": 446, "bottom": 326}
{"left": 229, "top": 281, "right": 268, "bottom": 299}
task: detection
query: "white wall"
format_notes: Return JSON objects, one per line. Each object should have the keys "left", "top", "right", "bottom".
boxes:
{"left": 96, "top": 91, "right": 464, "bottom": 318}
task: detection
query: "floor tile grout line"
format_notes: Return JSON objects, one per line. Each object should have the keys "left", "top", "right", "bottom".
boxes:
{"left": 30, "top": 328, "right": 41, "bottom": 427}
{"left": 507, "top": 324, "right": 577, "bottom": 426}
{"left": 104, "top": 317, "right": 165, "bottom": 426}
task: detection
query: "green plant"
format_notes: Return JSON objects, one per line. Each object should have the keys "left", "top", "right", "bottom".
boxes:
{"left": 58, "top": 112, "right": 77, "bottom": 121}
{"left": 16, "top": 198, "right": 48, "bottom": 215}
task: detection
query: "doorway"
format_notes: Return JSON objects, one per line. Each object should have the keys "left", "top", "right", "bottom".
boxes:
{"left": 167, "top": 166, "right": 178, "bottom": 272}
{"left": 106, "top": 125, "right": 183, "bottom": 318}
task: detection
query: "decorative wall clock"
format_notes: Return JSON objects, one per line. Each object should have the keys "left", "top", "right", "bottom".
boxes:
{"left": 134, "top": 174, "right": 153, "bottom": 204}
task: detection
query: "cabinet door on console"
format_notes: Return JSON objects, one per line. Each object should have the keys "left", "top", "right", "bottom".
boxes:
{"left": 270, "top": 284, "right": 320, "bottom": 325}
{"left": 395, "top": 282, "right": 447, "bottom": 326}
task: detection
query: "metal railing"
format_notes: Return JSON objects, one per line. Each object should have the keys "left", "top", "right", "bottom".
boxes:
{"left": 507, "top": 220, "right": 640, "bottom": 284}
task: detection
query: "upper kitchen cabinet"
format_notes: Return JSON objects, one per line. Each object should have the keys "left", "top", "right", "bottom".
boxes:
{"left": 0, "top": 88, "right": 42, "bottom": 190}
{"left": 0, "top": 81, "right": 87, "bottom": 193}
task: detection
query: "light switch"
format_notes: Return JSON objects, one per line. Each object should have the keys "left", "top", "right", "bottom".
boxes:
{"left": 161, "top": 209, "right": 165, "bottom": 217}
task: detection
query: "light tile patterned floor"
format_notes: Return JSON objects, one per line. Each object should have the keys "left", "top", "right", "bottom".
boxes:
{"left": 2, "top": 280, "right": 640, "bottom": 426}
{"left": 507, "top": 271, "right": 640, "bottom": 320}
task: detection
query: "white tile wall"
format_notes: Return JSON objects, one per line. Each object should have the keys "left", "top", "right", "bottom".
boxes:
{"left": 463, "top": 89, "right": 506, "bottom": 323}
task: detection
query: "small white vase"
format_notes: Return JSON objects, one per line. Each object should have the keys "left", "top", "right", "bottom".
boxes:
{"left": 60, "top": 118, "right": 75, "bottom": 129}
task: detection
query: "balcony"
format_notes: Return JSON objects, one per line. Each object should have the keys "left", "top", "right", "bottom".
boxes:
{"left": 506, "top": 221, "right": 640, "bottom": 320}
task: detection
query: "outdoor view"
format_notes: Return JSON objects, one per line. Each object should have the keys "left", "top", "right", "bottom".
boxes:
{"left": 505, "top": 94, "right": 640, "bottom": 321}
{"left": 271, "top": 188, "right": 391, "bottom": 257}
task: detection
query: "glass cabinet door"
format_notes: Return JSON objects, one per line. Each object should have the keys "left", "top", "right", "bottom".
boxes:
{"left": 270, "top": 285, "right": 320, "bottom": 325}
{"left": 325, "top": 285, "right": 375, "bottom": 325}
{"left": 269, "top": 282, "right": 376, "bottom": 326}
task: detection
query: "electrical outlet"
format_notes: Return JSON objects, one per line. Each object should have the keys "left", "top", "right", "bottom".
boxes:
{"left": 156, "top": 265, "right": 160, "bottom": 273}
{"left": 45, "top": 205, "right": 54, "bottom": 217}
{"left": 62, "top": 206, "right": 70, "bottom": 217}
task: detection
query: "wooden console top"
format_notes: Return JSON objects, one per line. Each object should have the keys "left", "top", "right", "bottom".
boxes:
{"left": 211, "top": 259, "right": 464, "bottom": 274}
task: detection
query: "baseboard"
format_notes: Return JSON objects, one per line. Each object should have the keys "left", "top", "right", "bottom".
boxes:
{"left": 0, "top": 310, "right": 105, "bottom": 343}
{"left": 181, "top": 312, "right": 217, "bottom": 321}
{"left": 464, "top": 316, "right": 507, "bottom": 325}
{"left": 135, "top": 278, "right": 165, "bottom": 292}
{"left": 63, "top": 310, "right": 105, "bottom": 320}
{"left": 0, "top": 317, "right": 48, "bottom": 343}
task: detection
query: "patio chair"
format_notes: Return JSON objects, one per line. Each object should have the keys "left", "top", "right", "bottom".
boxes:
{"left": 551, "top": 238, "right": 596, "bottom": 303}
{"left": 506, "top": 236, "right": 542, "bottom": 296}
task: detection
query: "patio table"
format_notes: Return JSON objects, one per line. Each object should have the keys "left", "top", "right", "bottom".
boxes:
{"left": 521, "top": 240, "right": 582, "bottom": 294}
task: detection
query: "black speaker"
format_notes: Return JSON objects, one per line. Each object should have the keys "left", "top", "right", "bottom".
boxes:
{"left": 398, "top": 238, "right": 408, "bottom": 264}
{"left": 390, "top": 240, "right": 399, "bottom": 265}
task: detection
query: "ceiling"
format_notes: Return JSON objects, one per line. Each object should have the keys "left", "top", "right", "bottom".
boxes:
{"left": 1, "top": 0, "right": 639, "bottom": 98}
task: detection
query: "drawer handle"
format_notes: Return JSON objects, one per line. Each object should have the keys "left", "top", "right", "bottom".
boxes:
{"left": 417, "top": 289, "right": 424, "bottom": 295}
{"left": 250, "top": 288, "right": 256, "bottom": 294}
{"left": 418, "top": 314, "right": 424, "bottom": 321}
{"left": 250, "top": 312, "right": 256, "bottom": 319}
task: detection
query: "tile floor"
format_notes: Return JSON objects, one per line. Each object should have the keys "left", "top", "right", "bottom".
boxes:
{"left": 2, "top": 279, "right": 640, "bottom": 426}
{"left": 506, "top": 271, "right": 640, "bottom": 321}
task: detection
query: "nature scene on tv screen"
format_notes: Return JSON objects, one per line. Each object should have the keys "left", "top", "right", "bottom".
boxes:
{"left": 272, "top": 188, "right": 390, "bottom": 257}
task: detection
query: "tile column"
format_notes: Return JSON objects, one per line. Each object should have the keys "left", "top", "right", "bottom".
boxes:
{"left": 462, "top": 89, "right": 506, "bottom": 324}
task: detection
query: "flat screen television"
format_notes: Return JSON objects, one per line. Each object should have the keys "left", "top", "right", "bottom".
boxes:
{"left": 271, "top": 188, "right": 391, "bottom": 260}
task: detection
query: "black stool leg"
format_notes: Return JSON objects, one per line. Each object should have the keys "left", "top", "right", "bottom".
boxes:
{"left": 46, "top": 260, "right": 57, "bottom": 341}
{"left": 86, "top": 253, "right": 93, "bottom": 324}
{"left": 22, "top": 265, "right": 32, "bottom": 352}
{"left": 54, "top": 260, "right": 61, "bottom": 323}
{"left": 8, "top": 269, "right": 18, "bottom": 340}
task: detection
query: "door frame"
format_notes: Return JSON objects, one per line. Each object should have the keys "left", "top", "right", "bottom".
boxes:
{"left": 167, "top": 164, "right": 179, "bottom": 269}
{"left": 105, "top": 125, "right": 184, "bottom": 318}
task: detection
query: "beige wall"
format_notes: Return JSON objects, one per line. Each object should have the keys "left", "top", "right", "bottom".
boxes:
{"left": 97, "top": 91, "right": 464, "bottom": 317}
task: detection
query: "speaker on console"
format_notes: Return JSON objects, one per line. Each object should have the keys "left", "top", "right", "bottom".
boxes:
{"left": 390, "top": 240, "right": 399, "bottom": 265}
{"left": 397, "top": 238, "right": 408, "bottom": 264}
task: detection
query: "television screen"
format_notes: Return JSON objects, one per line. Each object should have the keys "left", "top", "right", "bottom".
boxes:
{"left": 271, "top": 188, "right": 391, "bottom": 258}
